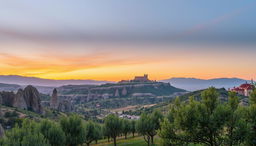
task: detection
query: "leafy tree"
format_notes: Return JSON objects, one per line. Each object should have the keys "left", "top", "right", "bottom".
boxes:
{"left": 104, "top": 114, "right": 122, "bottom": 146}
{"left": 4, "top": 119, "right": 49, "bottom": 146}
{"left": 84, "top": 121, "right": 102, "bottom": 146}
{"left": 247, "top": 104, "right": 256, "bottom": 145}
{"left": 102, "top": 125, "right": 111, "bottom": 142}
{"left": 250, "top": 89, "right": 256, "bottom": 105}
{"left": 246, "top": 90, "right": 256, "bottom": 145}
{"left": 39, "top": 120, "right": 66, "bottom": 146}
{"left": 136, "top": 113, "right": 151, "bottom": 146}
{"left": 136, "top": 110, "right": 163, "bottom": 145}
{"left": 93, "top": 123, "right": 102, "bottom": 144}
{"left": 159, "top": 118, "right": 183, "bottom": 145}
{"left": 130, "top": 120, "right": 136, "bottom": 137}
{"left": 160, "top": 88, "right": 231, "bottom": 146}
{"left": 225, "top": 92, "right": 248, "bottom": 145}
{"left": 121, "top": 119, "right": 131, "bottom": 139}
{"left": 60, "top": 115, "right": 85, "bottom": 146}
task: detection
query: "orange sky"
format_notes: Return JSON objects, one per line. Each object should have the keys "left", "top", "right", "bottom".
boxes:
{"left": 0, "top": 42, "right": 255, "bottom": 81}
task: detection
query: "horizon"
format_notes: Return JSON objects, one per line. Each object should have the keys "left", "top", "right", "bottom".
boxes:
{"left": 0, "top": 74, "right": 252, "bottom": 82}
{"left": 0, "top": 0, "right": 256, "bottom": 81}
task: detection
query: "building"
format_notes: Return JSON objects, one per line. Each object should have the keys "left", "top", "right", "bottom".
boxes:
{"left": 118, "top": 74, "right": 152, "bottom": 83}
{"left": 132, "top": 74, "right": 150, "bottom": 82}
{"left": 230, "top": 82, "right": 254, "bottom": 96}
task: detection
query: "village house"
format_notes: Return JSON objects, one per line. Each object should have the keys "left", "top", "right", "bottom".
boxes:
{"left": 230, "top": 82, "right": 255, "bottom": 96}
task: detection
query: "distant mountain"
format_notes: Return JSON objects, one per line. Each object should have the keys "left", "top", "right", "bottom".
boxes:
{"left": 0, "top": 83, "right": 21, "bottom": 92}
{"left": 0, "top": 75, "right": 113, "bottom": 87}
{"left": 162, "top": 77, "right": 249, "bottom": 91}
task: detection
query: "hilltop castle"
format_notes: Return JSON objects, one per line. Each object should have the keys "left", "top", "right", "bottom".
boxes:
{"left": 119, "top": 74, "right": 153, "bottom": 83}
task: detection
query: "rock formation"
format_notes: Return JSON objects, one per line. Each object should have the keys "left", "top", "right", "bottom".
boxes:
{"left": 114, "top": 89, "right": 120, "bottom": 97}
{"left": 13, "top": 89, "right": 27, "bottom": 110}
{"left": 0, "top": 124, "right": 4, "bottom": 138}
{"left": 122, "top": 87, "right": 127, "bottom": 96}
{"left": 0, "top": 85, "right": 44, "bottom": 114}
{"left": 50, "top": 88, "right": 58, "bottom": 109}
{"left": 23, "top": 85, "right": 43, "bottom": 114}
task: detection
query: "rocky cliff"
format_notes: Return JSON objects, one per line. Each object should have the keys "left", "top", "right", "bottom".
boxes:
{"left": 0, "top": 85, "right": 43, "bottom": 114}
{"left": 57, "top": 82, "right": 186, "bottom": 103}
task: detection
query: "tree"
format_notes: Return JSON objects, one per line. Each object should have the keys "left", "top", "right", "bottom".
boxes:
{"left": 104, "top": 114, "right": 122, "bottom": 146}
{"left": 136, "top": 110, "right": 163, "bottom": 145}
{"left": 246, "top": 90, "right": 256, "bottom": 145}
{"left": 130, "top": 120, "right": 136, "bottom": 137}
{"left": 94, "top": 123, "right": 102, "bottom": 144}
{"left": 160, "top": 88, "right": 231, "bottom": 146}
{"left": 121, "top": 119, "right": 131, "bottom": 139}
{"left": 39, "top": 120, "right": 66, "bottom": 146}
{"left": 225, "top": 92, "right": 248, "bottom": 145}
{"left": 247, "top": 104, "right": 256, "bottom": 145}
{"left": 250, "top": 89, "right": 256, "bottom": 105}
{"left": 136, "top": 113, "right": 151, "bottom": 146}
{"left": 194, "top": 88, "right": 230, "bottom": 146}
{"left": 60, "top": 115, "right": 85, "bottom": 146}
{"left": 84, "top": 121, "right": 102, "bottom": 146}
{"left": 4, "top": 119, "right": 49, "bottom": 146}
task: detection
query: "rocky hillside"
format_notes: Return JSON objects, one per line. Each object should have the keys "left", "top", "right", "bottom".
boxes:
{"left": 57, "top": 82, "right": 186, "bottom": 101}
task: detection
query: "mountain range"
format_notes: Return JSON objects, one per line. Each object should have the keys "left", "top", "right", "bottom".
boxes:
{"left": 0, "top": 75, "right": 112, "bottom": 87}
{"left": 162, "top": 77, "right": 249, "bottom": 91}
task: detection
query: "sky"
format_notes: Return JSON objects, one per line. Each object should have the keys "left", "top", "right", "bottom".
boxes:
{"left": 0, "top": 0, "right": 256, "bottom": 81}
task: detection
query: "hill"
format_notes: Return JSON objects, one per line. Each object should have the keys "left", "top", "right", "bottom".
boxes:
{"left": 0, "top": 83, "right": 22, "bottom": 92}
{"left": 130, "top": 88, "right": 249, "bottom": 116}
{"left": 0, "top": 75, "right": 112, "bottom": 87}
{"left": 58, "top": 82, "right": 186, "bottom": 99}
{"left": 162, "top": 77, "right": 248, "bottom": 91}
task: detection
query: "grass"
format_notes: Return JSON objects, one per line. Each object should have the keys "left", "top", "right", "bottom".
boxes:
{"left": 92, "top": 135, "right": 160, "bottom": 146}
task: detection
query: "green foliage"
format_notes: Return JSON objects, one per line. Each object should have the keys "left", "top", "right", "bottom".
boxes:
{"left": 136, "top": 110, "right": 163, "bottom": 145}
{"left": 39, "top": 120, "right": 66, "bottom": 146}
{"left": 121, "top": 119, "right": 131, "bottom": 139}
{"left": 130, "top": 120, "right": 136, "bottom": 137}
{"left": 60, "top": 115, "right": 85, "bottom": 146}
{"left": 249, "top": 89, "right": 256, "bottom": 105}
{"left": 247, "top": 104, "right": 256, "bottom": 145}
{"left": 4, "top": 119, "right": 49, "bottom": 146}
{"left": 159, "top": 87, "right": 250, "bottom": 146}
{"left": 84, "top": 121, "right": 102, "bottom": 146}
{"left": 104, "top": 114, "right": 122, "bottom": 146}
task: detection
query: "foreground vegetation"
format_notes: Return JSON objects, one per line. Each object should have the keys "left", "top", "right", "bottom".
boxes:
{"left": 1, "top": 87, "right": 256, "bottom": 146}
